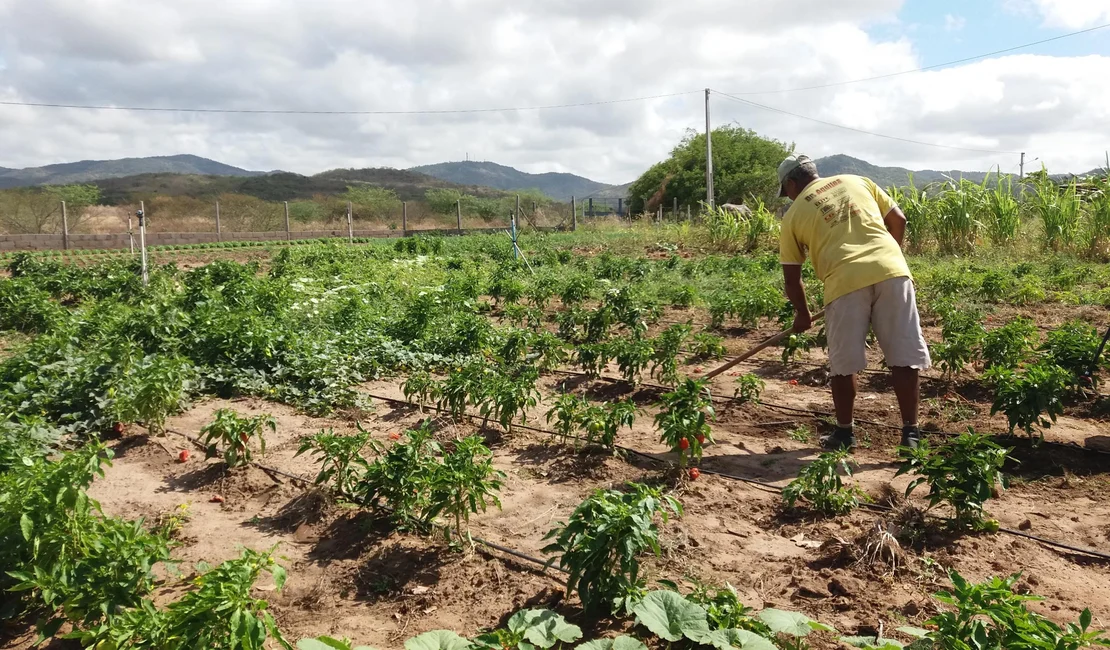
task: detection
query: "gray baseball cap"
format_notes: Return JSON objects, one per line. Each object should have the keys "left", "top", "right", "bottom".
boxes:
{"left": 777, "top": 154, "right": 814, "bottom": 197}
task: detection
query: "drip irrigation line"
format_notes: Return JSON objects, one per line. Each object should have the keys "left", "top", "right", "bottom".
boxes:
{"left": 156, "top": 426, "right": 567, "bottom": 580}
{"left": 358, "top": 392, "right": 1110, "bottom": 562}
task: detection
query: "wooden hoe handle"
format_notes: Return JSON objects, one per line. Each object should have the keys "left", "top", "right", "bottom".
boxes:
{"left": 702, "top": 310, "right": 826, "bottom": 380}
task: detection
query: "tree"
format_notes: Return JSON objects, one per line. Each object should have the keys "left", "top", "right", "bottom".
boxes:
{"left": 342, "top": 185, "right": 401, "bottom": 220}
{"left": 425, "top": 188, "right": 465, "bottom": 215}
{"left": 627, "top": 126, "right": 792, "bottom": 215}
{"left": 0, "top": 184, "right": 102, "bottom": 234}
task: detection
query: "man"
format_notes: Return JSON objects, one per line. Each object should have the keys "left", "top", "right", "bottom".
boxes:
{"left": 777, "top": 154, "right": 931, "bottom": 450}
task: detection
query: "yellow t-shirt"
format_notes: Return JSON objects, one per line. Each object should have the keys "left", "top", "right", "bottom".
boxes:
{"left": 779, "top": 174, "right": 910, "bottom": 305}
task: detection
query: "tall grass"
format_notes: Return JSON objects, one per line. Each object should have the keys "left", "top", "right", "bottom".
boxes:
{"left": 701, "top": 200, "right": 779, "bottom": 253}
{"left": 981, "top": 170, "right": 1020, "bottom": 246}
{"left": 1029, "top": 171, "right": 1082, "bottom": 251}
{"left": 1084, "top": 176, "right": 1110, "bottom": 260}
{"left": 888, "top": 173, "right": 934, "bottom": 252}
{"left": 935, "top": 177, "right": 983, "bottom": 253}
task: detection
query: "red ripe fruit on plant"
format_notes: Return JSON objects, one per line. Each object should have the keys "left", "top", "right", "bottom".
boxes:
{"left": 178, "top": 449, "right": 190, "bottom": 463}
{"left": 697, "top": 434, "right": 706, "bottom": 445}
{"left": 112, "top": 422, "right": 124, "bottom": 434}
{"left": 789, "top": 379, "right": 799, "bottom": 386}
{"left": 679, "top": 438, "right": 690, "bottom": 450}
{"left": 688, "top": 468, "right": 701, "bottom": 480}
{"left": 239, "top": 433, "right": 250, "bottom": 444}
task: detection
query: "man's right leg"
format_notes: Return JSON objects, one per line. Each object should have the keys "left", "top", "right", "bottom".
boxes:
{"left": 871, "top": 277, "right": 932, "bottom": 450}
{"left": 822, "top": 286, "right": 872, "bottom": 449}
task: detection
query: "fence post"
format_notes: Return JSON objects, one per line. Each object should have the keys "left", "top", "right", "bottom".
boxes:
{"left": 128, "top": 215, "right": 135, "bottom": 255}
{"left": 215, "top": 201, "right": 222, "bottom": 242}
{"left": 588, "top": 198, "right": 593, "bottom": 218}
{"left": 617, "top": 198, "right": 623, "bottom": 219}
{"left": 402, "top": 201, "right": 408, "bottom": 235}
{"left": 657, "top": 206, "right": 662, "bottom": 224}
{"left": 61, "top": 201, "right": 69, "bottom": 251}
{"left": 515, "top": 194, "right": 521, "bottom": 227}
{"left": 347, "top": 201, "right": 354, "bottom": 243}
{"left": 686, "top": 204, "right": 692, "bottom": 221}
{"left": 673, "top": 197, "right": 678, "bottom": 222}
{"left": 138, "top": 201, "right": 148, "bottom": 286}
{"left": 456, "top": 199, "right": 462, "bottom": 233}
{"left": 284, "top": 201, "right": 291, "bottom": 241}
{"left": 571, "top": 196, "right": 577, "bottom": 231}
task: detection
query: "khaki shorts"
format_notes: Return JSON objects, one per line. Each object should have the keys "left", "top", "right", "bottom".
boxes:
{"left": 824, "top": 276, "right": 931, "bottom": 377}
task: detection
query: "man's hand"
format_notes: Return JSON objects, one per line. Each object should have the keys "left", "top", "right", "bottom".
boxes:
{"left": 792, "top": 310, "right": 812, "bottom": 333}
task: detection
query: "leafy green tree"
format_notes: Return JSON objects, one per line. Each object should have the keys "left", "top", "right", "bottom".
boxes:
{"left": 626, "top": 126, "right": 792, "bottom": 214}
{"left": 343, "top": 185, "right": 401, "bottom": 219}
{"left": 425, "top": 188, "right": 465, "bottom": 215}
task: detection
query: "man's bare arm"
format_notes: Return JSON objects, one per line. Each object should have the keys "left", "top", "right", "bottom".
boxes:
{"left": 782, "top": 264, "right": 811, "bottom": 333}
{"left": 884, "top": 206, "right": 907, "bottom": 247}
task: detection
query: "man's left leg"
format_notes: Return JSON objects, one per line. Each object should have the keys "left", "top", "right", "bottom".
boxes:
{"left": 871, "top": 277, "right": 932, "bottom": 450}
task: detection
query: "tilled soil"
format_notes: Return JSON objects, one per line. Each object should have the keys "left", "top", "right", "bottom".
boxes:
{"left": 4, "top": 301, "right": 1109, "bottom": 649}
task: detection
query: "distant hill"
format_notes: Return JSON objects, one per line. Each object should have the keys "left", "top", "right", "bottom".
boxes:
{"left": 90, "top": 167, "right": 504, "bottom": 205}
{"left": 410, "top": 160, "right": 616, "bottom": 200}
{"left": 0, "top": 154, "right": 264, "bottom": 189}
{"left": 583, "top": 182, "right": 633, "bottom": 201}
{"left": 813, "top": 154, "right": 992, "bottom": 188}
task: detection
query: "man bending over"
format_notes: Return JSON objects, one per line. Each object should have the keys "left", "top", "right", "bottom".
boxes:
{"left": 776, "top": 154, "right": 931, "bottom": 450}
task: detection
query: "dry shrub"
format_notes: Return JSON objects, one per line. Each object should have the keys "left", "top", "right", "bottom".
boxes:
{"left": 821, "top": 519, "right": 907, "bottom": 576}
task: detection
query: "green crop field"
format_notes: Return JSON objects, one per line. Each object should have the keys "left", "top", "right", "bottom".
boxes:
{"left": 2, "top": 197, "right": 1110, "bottom": 649}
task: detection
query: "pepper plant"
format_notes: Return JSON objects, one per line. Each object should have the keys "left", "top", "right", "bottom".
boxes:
{"left": 199, "top": 408, "right": 277, "bottom": 468}
{"left": 546, "top": 392, "right": 588, "bottom": 447}
{"left": 478, "top": 366, "right": 541, "bottom": 432}
{"left": 425, "top": 435, "right": 505, "bottom": 546}
{"left": 733, "top": 374, "right": 765, "bottom": 404}
{"left": 781, "top": 450, "right": 868, "bottom": 515}
{"left": 654, "top": 378, "right": 715, "bottom": 468}
{"left": 896, "top": 432, "right": 1011, "bottom": 532}
{"left": 355, "top": 423, "right": 440, "bottom": 525}
{"left": 542, "top": 483, "right": 682, "bottom": 616}
{"left": 985, "top": 361, "right": 1071, "bottom": 436}
{"left": 294, "top": 425, "right": 372, "bottom": 495}
{"left": 582, "top": 399, "right": 639, "bottom": 449}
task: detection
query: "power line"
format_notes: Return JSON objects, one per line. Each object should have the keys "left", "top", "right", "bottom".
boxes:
{"left": 723, "top": 22, "right": 1110, "bottom": 95}
{"left": 710, "top": 88, "right": 1022, "bottom": 155}
{"left": 0, "top": 90, "right": 700, "bottom": 115}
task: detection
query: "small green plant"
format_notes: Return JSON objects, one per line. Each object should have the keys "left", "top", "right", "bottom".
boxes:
{"left": 470, "top": 609, "right": 583, "bottom": 650}
{"left": 980, "top": 317, "right": 1038, "bottom": 370}
{"left": 589, "top": 399, "right": 639, "bottom": 450}
{"left": 688, "top": 332, "right": 726, "bottom": 360}
{"left": 160, "top": 547, "right": 290, "bottom": 650}
{"left": 611, "top": 336, "right": 655, "bottom": 384}
{"left": 130, "top": 354, "right": 192, "bottom": 435}
{"left": 425, "top": 435, "right": 505, "bottom": 546}
{"left": 788, "top": 425, "right": 810, "bottom": 443}
{"left": 782, "top": 450, "right": 867, "bottom": 515}
{"left": 679, "top": 579, "right": 772, "bottom": 634}
{"left": 199, "top": 409, "right": 276, "bottom": 468}
{"left": 733, "top": 373, "right": 765, "bottom": 404}
{"left": 402, "top": 370, "right": 441, "bottom": 411}
{"left": 985, "top": 362, "right": 1071, "bottom": 436}
{"left": 896, "top": 432, "right": 1011, "bottom": 532}
{"left": 546, "top": 392, "right": 588, "bottom": 447}
{"left": 932, "top": 308, "right": 986, "bottom": 381}
{"left": 921, "top": 569, "right": 1110, "bottom": 649}
{"left": 295, "top": 425, "right": 372, "bottom": 495}
{"left": 542, "top": 483, "right": 682, "bottom": 616}
{"left": 780, "top": 332, "right": 816, "bottom": 364}
{"left": 479, "top": 366, "right": 541, "bottom": 432}
{"left": 1041, "top": 319, "right": 1103, "bottom": 384}
{"left": 651, "top": 324, "right": 691, "bottom": 386}
{"left": 355, "top": 423, "right": 439, "bottom": 524}
{"left": 654, "top": 378, "right": 715, "bottom": 468}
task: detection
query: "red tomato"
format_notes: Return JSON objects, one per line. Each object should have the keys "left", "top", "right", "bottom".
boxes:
{"left": 679, "top": 438, "right": 690, "bottom": 450}
{"left": 112, "top": 422, "right": 124, "bottom": 434}
{"left": 696, "top": 434, "right": 706, "bottom": 445}
{"left": 789, "top": 379, "right": 799, "bottom": 386}
{"left": 239, "top": 433, "right": 249, "bottom": 444}
{"left": 178, "top": 449, "right": 190, "bottom": 463}
{"left": 694, "top": 367, "right": 703, "bottom": 373}
{"left": 210, "top": 495, "right": 225, "bottom": 503}
{"left": 688, "top": 468, "right": 701, "bottom": 480}
{"left": 389, "top": 432, "right": 401, "bottom": 441}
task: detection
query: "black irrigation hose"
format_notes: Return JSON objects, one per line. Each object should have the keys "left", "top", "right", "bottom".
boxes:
{"left": 157, "top": 426, "right": 568, "bottom": 581}
{"left": 357, "top": 392, "right": 1110, "bottom": 563}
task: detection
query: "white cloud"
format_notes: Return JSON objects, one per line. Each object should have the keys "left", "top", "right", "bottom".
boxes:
{"left": 1019, "top": 0, "right": 1110, "bottom": 28}
{"left": 0, "top": 0, "right": 1106, "bottom": 185}
{"left": 944, "top": 14, "right": 967, "bottom": 31}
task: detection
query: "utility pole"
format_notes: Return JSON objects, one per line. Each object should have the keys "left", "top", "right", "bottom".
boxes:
{"left": 704, "top": 88, "right": 715, "bottom": 209}
{"left": 138, "top": 201, "right": 148, "bottom": 286}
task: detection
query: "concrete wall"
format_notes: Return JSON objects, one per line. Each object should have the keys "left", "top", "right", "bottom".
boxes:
{"left": 0, "top": 227, "right": 547, "bottom": 251}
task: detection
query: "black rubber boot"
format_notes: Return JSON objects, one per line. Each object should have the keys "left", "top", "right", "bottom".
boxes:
{"left": 820, "top": 426, "right": 855, "bottom": 450}
{"left": 900, "top": 425, "right": 920, "bottom": 450}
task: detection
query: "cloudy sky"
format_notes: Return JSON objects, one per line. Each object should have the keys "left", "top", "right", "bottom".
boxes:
{"left": 1, "top": 0, "right": 1108, "bottom": 184}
